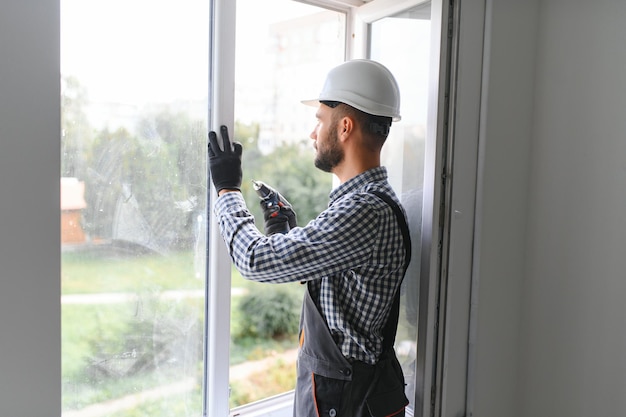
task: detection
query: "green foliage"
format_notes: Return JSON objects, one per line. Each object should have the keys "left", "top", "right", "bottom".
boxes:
{"left": 62, "top": 254, "right": 298, "bottom": 411}
{"left": 61, "top": 76, "right": 94, "bottom": 178}
{"left": 82, "top": 115, "right": 206, "bottom": 251}
{"left": 62, "top": 303, "right": 132, "bottom": 381}
{"left": 62, "top": 294, "right": 203, "bottom": 375}
{"left": 234, "top": 122, "right": 332, "bottom": 228}
{"left": 62, "top": 78, "right": 207, "bottom": 251}
{"left": 62, "top": 293, "right": 204, "bottom": 409}
{"left": 62, "top": 251, "right": 205, "bottom": 408}
{"left": 62, "top": 79, "right": 331, "bottom": 252}
{"left": 235, "top": 286, "right": 301, "bottom": 340}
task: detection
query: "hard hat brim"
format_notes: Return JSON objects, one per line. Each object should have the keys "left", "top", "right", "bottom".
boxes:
{"left": 301, "top": 99, "right": 321, "bottom": 108}
{"left": 300, "top": 98, "right": 401, "bottom": 122}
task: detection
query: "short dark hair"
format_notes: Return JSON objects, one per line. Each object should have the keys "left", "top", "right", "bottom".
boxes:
{"left": 321, "top": 100, "right": 392, "bottom": 148}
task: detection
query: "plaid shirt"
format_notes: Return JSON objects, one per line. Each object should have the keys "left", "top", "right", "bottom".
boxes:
{"left": 214, "top": 167, "right": 407, "bottom": 364}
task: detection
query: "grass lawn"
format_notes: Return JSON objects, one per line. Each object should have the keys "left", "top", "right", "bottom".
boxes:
{"left": 62, "top": 247, "right": 301, "bottom": 411}
{"left": 62, "top": 249, "right": 203, "bottom": 294}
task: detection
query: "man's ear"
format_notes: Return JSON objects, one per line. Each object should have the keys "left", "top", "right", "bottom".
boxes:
{"left": 339, "top": 116, "right": 354, "bottom": 141}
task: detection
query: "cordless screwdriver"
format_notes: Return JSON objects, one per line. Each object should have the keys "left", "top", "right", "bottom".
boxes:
{"left": 252, "top": 180, "right": 284, "bottom": 218}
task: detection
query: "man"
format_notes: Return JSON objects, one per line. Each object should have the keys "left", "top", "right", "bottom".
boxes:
{"left": 209, "top": 59, "right": 410, "bottom": 417}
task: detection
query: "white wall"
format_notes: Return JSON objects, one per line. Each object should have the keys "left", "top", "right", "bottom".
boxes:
{"left": 521, "top": 0, "right": 626, "bottom": 416}
{"left": 0, "top": 1, "right": 61, "bottom": 416}
{"left": 473, "top": 0, "right": 626, "bottom": 416}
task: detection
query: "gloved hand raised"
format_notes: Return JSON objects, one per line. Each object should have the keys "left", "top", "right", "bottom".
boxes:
{"left": 255, "top": 182, "right": 297, "bottom": 235}
{"left": 208, "top": 125, "right": 243, "bottom": 193}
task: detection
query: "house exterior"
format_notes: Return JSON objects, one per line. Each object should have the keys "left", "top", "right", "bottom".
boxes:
{"left": 60, "top": 177, "right": 86, "bottom": 244}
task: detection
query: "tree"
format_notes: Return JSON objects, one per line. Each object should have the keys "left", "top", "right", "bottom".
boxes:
{"left": 83, "top": 111, "right": 207, "bottom": 251}
{"left": 62, "top": 86, "right": 330, "bottom": 250}
{"left": 61, "top": 76, "right": 94, "bottom": 178}
{"left": 235, "top": 124, "right": 332, "bottom": 229}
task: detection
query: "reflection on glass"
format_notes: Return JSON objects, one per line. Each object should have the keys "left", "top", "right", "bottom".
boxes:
{"left": 371, "top": 2, "right": 432, "bottom": 410}
{"left": 61, "top": 0, "right": 209, "bottom": 415}
{"left": 229, "top": 0, "right": 345, "bottom": 408}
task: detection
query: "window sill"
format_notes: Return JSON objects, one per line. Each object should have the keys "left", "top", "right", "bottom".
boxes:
{"left": 228, "top": 390, "right": 415, "bottom": 417}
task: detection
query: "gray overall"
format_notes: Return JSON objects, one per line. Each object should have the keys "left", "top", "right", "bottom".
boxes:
{"left": 293, "top": 191, "right": 411, "bottom": 417}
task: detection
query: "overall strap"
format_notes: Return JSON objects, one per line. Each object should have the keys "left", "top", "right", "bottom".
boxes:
{"left": 370, "top": 190, "right": 412, "bottom": 352}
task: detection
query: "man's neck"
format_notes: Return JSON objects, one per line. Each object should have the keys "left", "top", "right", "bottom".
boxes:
{"left": 334, "top": 155, "right": 380, "bottom": 184}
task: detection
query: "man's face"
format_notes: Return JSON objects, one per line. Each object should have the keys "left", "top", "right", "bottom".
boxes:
{"left": 310, "top": 104, "right": 344, "bottom": 173}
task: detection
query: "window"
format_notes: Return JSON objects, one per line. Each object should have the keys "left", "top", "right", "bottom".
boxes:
{"left": 61, "top": 0, "right": 456, "bottom": 416}
{"left": 61, "top": 0, "right": 209, "bottom": 415}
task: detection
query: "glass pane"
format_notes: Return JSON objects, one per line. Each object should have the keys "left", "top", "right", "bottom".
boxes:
{"left": 229, "top": 0, "right": 345, "bottom": 408}
{"left": 60, "top": 1, "right": 209, "bottom": 415}
{"left": 370, "top": 2, "right": 432, "bottom": 410}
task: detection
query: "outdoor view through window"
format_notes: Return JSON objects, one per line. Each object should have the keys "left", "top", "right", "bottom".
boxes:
{"left": 61, "top": 0, "right": 209, "bottom": 415}
{"left": 228, "top": 0, "right": 345, "bottom": 408}
{"left": 61, "top": 0, "right": 344, "bottom": 414}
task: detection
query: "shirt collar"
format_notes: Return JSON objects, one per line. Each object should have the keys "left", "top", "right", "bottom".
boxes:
{"left": 329, "top": 166, "right": 388, "bottom": 203}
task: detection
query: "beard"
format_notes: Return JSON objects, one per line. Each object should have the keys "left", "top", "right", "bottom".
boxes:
{"left": 314, "top": 125, "right": 344, "bottom": 173}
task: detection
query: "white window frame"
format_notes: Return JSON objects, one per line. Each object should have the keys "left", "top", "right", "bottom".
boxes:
{"left": 204, "top": 1, "right": 487, "bottom": 416}
{"left": 435, "top": 1, "right": 486, "bottom": 416}
{"left": 205, "top": 1, "right": 236, "bottom": 415}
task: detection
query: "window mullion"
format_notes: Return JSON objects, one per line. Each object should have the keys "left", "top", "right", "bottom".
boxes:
{"left": 205, "top": 0, "right": 236, "bottom": 415}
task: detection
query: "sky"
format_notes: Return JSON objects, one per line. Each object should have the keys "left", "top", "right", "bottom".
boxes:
{"left": 61, "top": 0, "right": 319, "bottom": 106}
{"left": 61, "top": 0, "right": 210, "bottom": 105}
{"left": 60, "top": 0, "right": 431, "bottom": 144}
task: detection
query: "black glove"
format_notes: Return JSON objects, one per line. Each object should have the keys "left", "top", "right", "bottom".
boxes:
{"left": 264, "top": 211, "right": 292, "bottom": 236}
{"left": 258, "top": 183, "right": 297, "bottom": 235}
{"left": 208, "top": 125, "right": 243, "bottom": 193}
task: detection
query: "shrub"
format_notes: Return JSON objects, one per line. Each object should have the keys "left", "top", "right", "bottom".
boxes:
{"left": 235, "top": 287, "right": 300, "bottom": 340}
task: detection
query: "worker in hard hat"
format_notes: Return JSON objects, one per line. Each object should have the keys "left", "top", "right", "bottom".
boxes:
{"left": 208, "top": 59, "right": 410, "bottom": 417}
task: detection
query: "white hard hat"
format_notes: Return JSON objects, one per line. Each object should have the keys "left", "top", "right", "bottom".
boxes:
{"left": 302, "top": 59, "right": 401, "bottom": 121}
